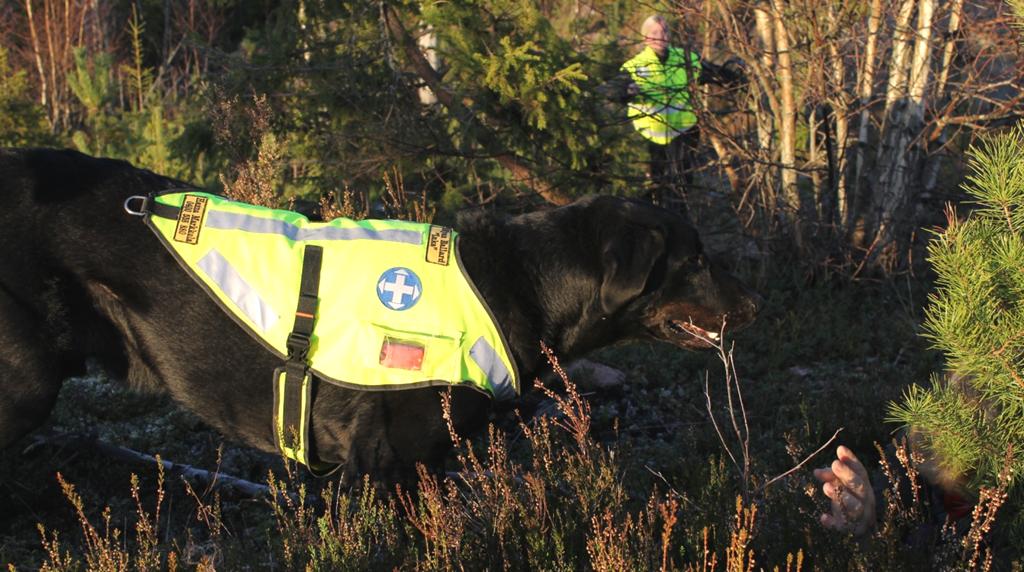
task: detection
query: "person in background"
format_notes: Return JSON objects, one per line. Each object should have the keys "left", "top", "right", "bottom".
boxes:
{"left": 608, "top": 15, "right": 742, "bottom": 213}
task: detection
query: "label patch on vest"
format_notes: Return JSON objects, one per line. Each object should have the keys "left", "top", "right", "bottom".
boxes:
{"left": 377, "top": 267, "right": 422, "bottom": 311}
{"left": 426, "top": 225, "right": 453, "bottom": 266}
{"left": 173, "top": 195, "right": 208, "bottom": 245}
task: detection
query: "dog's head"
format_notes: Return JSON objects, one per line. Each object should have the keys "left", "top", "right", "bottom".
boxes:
{"left": 580, "top": 195, "right": 760, "bottom": 351}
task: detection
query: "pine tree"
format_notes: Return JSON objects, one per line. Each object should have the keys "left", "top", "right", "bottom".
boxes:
{"left": 888, "top": 1, "right": 1024, "bottom": 489}
{"left": 888, "top": 123, "right": 1024, "bottom": 487}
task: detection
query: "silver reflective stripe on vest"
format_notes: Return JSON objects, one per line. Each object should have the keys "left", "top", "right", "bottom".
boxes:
{"left": 197, "top": 249, "right": 280, "bottom": 333}
{"left": 642, "top": 125, "right": 690, "bottom": 140}
{"left": 469, "top": 337, "right": 515, "bottom": 400}
{"left": 204, "top": 211, "right": 423, "bottom": 244}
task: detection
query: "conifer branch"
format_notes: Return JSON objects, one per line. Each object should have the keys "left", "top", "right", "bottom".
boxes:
{"left": 381, "top": 3, "right": 572, "bottom": 206}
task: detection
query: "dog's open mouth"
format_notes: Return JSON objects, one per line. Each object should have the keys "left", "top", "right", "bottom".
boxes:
{"left": 665, "top": 319, "right": 721, "bottom": 348}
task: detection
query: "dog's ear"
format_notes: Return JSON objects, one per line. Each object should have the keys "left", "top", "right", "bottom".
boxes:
{"left": 599, "top": 222, "right": 666, "bottom": 314}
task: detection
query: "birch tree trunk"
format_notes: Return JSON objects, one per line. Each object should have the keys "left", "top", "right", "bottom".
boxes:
{"left": 924, "top": 0, "right": 965, "bottom": 191}
{"left": 43, "top": 0, "right": 61, "bottom": 128}
{"left": 870, "top": 0, "right": 935, "bottom": 262}
{"left": 770, "top": 0, "right": 801, "bottom": 246}
{"left": 866, "top": 0, "right": 916, "bottom": 247}
{"left": 752, "top": 4, "right": 776, "bottom": 154}
{"left": 828, "top": 3, "right": 850, "bottom": 231}
{"left": 416, "top": 24, "right": 439, "bottom": 106}
{"left": 701, "top": 0, "right": 741, "bottom": 194}
{"left": 24, "top": 0, "right": 50, "bottom": 114}
{"left": 809, "top": 105, "right": 823, "bottom": 219}
{"left": 881, "top": 0, "right": 918, "bottom": 120}
{"left": 934, "top": 0, "right": 963, "bottom": 97}
{"left": 850, "top": 0, "right": 883, "bottom": 236}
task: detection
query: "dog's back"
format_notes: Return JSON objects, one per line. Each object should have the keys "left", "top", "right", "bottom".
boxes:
{"left": 0, "top": 149, "right": 186, "bottom": 447}
{"left": 0, "top": 148, "right": 762, "bottom": 482}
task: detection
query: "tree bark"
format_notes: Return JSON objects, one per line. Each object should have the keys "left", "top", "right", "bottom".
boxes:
{"left": 416, "top": 23, "right": 439, "bottom": 106}
{"left": 752, "top": 4, "right": 776, "bottom": 154}
{"left": 382, "top": 4, "right": 572, "bottom": 206}
{"left": 866, "top": 0, "right": 916, "bottom": 247}
{"left": 828, "top": 3, "right": 850, "bottom": 231}
{"left": 882, "top": 0, "right": 918, "bottom": 118}
{"left": 24, "top": 0, "right": 50, "bottom": 114}
{"left": 770, "top": 0, "right": 801, "bottom": 246}
{"left": 870, "top": 0, "right": 935, "bottom": 264}
{"left": 43, "top": 0, "right": 60, "bottom": 128}
{"left": 850, "top": 0, "right": 883, "bottom": 236}
{"left": 701, "top": 0, "right": 741, "bottom": 194}
{"left": 924, "top": 0, "right": 965, "bottom": 191}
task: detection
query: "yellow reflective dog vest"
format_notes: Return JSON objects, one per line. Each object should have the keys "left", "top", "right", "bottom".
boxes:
{"left": 139, "top": 191, "right": 519, "bottom": 472}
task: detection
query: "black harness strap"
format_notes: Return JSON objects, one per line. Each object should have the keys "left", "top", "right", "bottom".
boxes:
{"left": 288, "top": 244, "right": 322, "bottom": 358}
{"left": 141, "top": 189, "right": 204, "bottom": 220}
{"left": 274, "top": 245, "right": 339, "bottom": 476}
{"left": 282, "top": 245, "right": 321, "bottom": 442}
{"left": 149, "top": 201, "right": 182, "bottom": 220}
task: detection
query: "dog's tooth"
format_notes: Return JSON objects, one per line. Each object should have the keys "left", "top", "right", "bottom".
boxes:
{"left": 708, "top": 332, "right": 720, "bottom": 340}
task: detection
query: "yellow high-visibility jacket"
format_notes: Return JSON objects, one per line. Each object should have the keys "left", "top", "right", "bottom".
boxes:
{"left": 143, "top": 191, "right": 519, "bottom": 401}
{"left": 621, "top": 46, "right": 702, "bottom": 144}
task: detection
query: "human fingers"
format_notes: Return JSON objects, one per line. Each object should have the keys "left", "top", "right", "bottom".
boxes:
{"left": 823, "top": 477, "right": 866, "bottom": 517}
{"left": 813, "top": 467, "right": 836, "bottom": 483}
{"left": 839, "top": 493, "right": 864, "bottom": 521}
{"left": 837, "top": 446, "right": 870, "bottom": 481}
{"left": 820, "top": 512, "right": 847, "bottom": 530}
{"left": 821, "top": 485, "right": 867, "bottom": 531}
{"left": 832, "top": 459, "right": 869, "bottom": 498}
{"left": 823, "top": 480, "right": 842, "bottom": 501}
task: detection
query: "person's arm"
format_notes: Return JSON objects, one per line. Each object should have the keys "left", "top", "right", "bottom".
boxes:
{"left": 700, "top": 58, "right": 746, "bottom": 88}
{"left": 599, "top": 70, "right": 640, "bottom": 103}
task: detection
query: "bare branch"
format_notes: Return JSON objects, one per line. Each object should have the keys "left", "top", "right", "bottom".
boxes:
{"left": 761, "top": 428, "right": 843, "bottom": 491}
{"left": 24, "top": 431, "right": 274, "bottom": 498}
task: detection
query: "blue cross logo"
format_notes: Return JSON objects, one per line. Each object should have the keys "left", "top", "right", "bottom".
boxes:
{"left": 377, "top": 267, "right": 422, "bottom": 311}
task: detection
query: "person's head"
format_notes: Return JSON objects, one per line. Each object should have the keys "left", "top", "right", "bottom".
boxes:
{"left": 641, "top": 15, "right": 670, "bottom": 56}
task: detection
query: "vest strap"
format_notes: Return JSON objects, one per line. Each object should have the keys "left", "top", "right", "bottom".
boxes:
{"left": 149, "top": 201, "right": 182, "bottom": 220}
{"left": 286, "top": 245, "right": 322, "bottom": 359}
{"left": 146, "top": 188, "right": 203, "bottom": 220}
{"left": 274, "top": 244, "right": 340, "bottom": 477}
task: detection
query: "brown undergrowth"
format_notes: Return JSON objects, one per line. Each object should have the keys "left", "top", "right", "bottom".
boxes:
{"left": 14, "top": 343, "right": 1016, "bottom": 571}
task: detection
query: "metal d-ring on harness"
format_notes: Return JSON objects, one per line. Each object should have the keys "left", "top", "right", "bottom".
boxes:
{"left": 129, "top": 189, "right": 520, "bottom": 476}
{"left": 128, "top": 191, "right": 340, "bottom": 477}
{"left": 125, "top": 192, "right": 197, "bottom": 220}
{"left": 124, "top": 195, "right": 149, "bottom": 216}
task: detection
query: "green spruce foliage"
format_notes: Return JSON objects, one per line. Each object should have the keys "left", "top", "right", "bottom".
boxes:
{"left": 889, "top": 124, "right": 1024, "bottom": 487}
{"left": 0, "top": 47, "right": 51, "bottom": 147}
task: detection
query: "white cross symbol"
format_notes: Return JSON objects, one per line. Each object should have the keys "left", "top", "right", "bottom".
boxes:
{"left": 378, "top": 270, "right": 420, "bottom": 309}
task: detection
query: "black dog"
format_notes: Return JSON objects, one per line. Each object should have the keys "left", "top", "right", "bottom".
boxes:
{"left": 0, "top": 148, "right": 759, "bottom": 482}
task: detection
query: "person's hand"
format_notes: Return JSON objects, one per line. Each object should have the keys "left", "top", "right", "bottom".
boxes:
{"left": 813, "top": 445, "right": 877, "bottom": 535}
{"left": 626, "top": 82, "right": 640, "bottom": 97}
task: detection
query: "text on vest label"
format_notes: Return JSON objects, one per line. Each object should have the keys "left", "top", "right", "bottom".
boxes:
{"left": 426, "top": 225, "right": 453, "bottom": 266}
{"left": 173, "top": 195, "right": 209, "bottom": 245}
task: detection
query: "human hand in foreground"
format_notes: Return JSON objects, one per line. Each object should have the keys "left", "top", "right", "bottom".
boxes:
{"left": 813, "top": 445, "right": 877, "bottom": 535}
